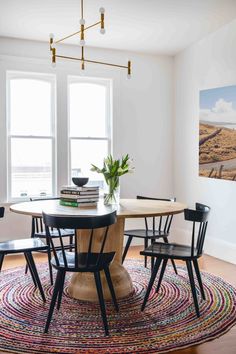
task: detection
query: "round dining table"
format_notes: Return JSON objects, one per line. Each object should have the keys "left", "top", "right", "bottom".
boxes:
{"left": 10, "top": 198, "right": 186, "bottom": 302}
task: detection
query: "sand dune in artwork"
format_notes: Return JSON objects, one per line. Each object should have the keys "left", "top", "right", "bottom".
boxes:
{"left": 199, "top": 123, "right": 236, "bottom": 181}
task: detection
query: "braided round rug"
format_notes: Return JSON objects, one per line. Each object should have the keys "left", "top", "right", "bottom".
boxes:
{"left": 0, "top": 259, "right": 235, "bottom": 354}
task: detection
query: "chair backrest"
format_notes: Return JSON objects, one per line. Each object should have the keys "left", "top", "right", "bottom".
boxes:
{"left": 136, "top": 195, "right": 176, "bottom": 234}
{"left": 30, "top": 197, "right": 59, "bottom": 235}
{"left": 0, "top": 207, "right": 5, "bottom": 218}
{"left": 42, "top": 211, "right": 117, "bottom": 268}
{"left": 184, "top": 203, "right": 210, "bottom": 257}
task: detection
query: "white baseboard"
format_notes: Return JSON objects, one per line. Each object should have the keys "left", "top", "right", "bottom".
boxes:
{"left": 171, "top": 227, "right": 236, "bottom": 265}
{"left": 204, "top": 237, "right": 236, "bottom": 265}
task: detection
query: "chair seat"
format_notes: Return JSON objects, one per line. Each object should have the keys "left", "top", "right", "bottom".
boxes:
{"left": 37, "top": 243, "right": 75, "bottom": 253}
{"left": 124, "top": 229, "right": 168, "bottom": 239}
{"left": 0, "top": 238, "right": 48, "bottom": 254}
{"left": 35, "top": 228, "right": 74, "bottom": 238}
{"left": 140, "top": 241, "right": 198, "bottom": 259}
{"left": 51, "top": 251, "right": 116, "bottom": 272}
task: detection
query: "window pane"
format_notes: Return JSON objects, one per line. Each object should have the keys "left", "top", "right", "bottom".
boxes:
{"left": 11, "top": 138, "right": 53, "bottom": 198}
{"left": 10, "top": 79, "right": 52, "bottom": 136}
{"left": 69, "top": 83, "right": 107, "bottom": 137}
{"left": 71, "top": 139, "right": 108, "bottom": 186}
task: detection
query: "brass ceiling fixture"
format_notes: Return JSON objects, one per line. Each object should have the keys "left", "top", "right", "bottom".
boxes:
{"left": 49, "top": 0, "right": 131, "bottom": 78}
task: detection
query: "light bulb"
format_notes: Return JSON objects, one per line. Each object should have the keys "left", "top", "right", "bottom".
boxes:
{"left": 99, "top": 7, "right": 105, "bottom": 14}
{"left": 49, "top": 33, "right": 54, "bottom": 40}
{"left": 80, "top": 39, "right": 85, "bottom": 46}
{"left": 127, "top": 74, "right": 131, "bottom": 80}
{"left": 51, "top": 62, "right": 56, "bottom": 68}
{"left": 79, "top": 18, "right": 85, "bottom": 25}
{"left": 100, "top": 28, "right": 106, "bottom": 35}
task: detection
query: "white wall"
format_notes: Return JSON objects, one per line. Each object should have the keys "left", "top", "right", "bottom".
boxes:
{"left": 1, "top": 21, "right": 236, "bottom": 265}
{"left": 0, "top": 37, "right": 174, "bottom": 240}
{"left": 174, "top": 19, "right": 236, "bottom": 264}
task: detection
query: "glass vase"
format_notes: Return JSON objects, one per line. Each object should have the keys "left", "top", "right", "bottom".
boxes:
{"left": 104, "top": 177, "right": 120, "bottom": 205}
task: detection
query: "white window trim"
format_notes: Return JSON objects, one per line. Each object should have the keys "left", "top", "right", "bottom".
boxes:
{"left": 6, "top": 71, "right": 56, "bottom": 201}
{"left": 67, "top": 76, "right": 112, "bottom": 183}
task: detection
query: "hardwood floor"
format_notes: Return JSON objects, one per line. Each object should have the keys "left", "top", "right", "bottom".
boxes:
{"left": 1, "top": 246, "right": 236, "bottom": 354}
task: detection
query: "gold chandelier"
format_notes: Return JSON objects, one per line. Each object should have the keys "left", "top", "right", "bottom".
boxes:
{"left": 49, "top": 0, "right": 131, "bottom": 78}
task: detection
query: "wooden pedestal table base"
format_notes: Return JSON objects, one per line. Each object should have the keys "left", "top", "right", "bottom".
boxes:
{"left": 67, "top": 218, "right": 134, "bottom": 301}
{"left": 68, "top": 260, "right": 133, "bottom": 301}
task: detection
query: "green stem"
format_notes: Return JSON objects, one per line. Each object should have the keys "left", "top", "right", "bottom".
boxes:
{"left": 104, "top": 177, "right": 120, "bottom": 204}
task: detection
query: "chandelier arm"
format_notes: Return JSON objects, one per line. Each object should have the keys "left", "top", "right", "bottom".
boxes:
{"left": 81, "top": 0, "right": 84, "bottom": 19}
{"left": 84, "top": 59, "right": 128, "bottom": 69}
{"left": 84, "top": 21, "right": 101, "bottom": 31}
{"left": 81, "top": 46, "right": 85, "bottom": 70}
{"left": 55, "top": 54, "right": 128, "bottom": 69}
{"left": 55, "top": 21, "right": 101, "bottom": 44}
{"left": 55, "top": 31, "right": 82, "bottom": 44}
{"left": 50, "top": 0, "right": 131, "bottom": 76}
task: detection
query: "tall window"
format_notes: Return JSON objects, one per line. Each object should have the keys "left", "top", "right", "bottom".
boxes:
{"left": 68, "top": 77, "right": 112, "bottom": 187}
{"left": 7, "top": 72, "right": 56, "bottom": 199}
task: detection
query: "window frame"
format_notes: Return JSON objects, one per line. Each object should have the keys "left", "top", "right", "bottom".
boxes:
{"left": 6, "top": 71, "right": 57, "bottom": 201}
{"left": 67, "top": 76, "right": 112, "bottom": 183}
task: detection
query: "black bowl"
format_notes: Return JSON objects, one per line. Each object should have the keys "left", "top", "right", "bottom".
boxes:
{"left": 72, "top": 177, "right": 89, "bottom": 187}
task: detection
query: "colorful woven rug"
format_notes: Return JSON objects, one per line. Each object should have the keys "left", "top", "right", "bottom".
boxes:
{"left": 0, "top": 259, "right": 235, "bottom": 353}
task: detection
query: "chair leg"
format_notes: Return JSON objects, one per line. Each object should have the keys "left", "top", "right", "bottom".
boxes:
{"left": 193, "top": 259, "right": 205, "bottom": 300}
{"left": 44, "top": 234, "right": 53, "bottom": 285}
{"left": 94, "top": 271, "right": 109, "bottom": 336}
{"left": 25, "top": 252, "right": 46, "bottom": 302}
{"left": 170, "top": 259, "right": 178, "bottom": 275}
{"left": 57, "top": 271, "right": 66, "bottom": 311}
{"left": 104, "top": 267, "right": 119, "bottom": 312}
{"left": 25, "top": 245, "right": 32, "bottom": 276}
{"left": 25, "top": 264, "right": 29, "bottom": 274}
{"left": 163, "top": 237, "right": 178, "bottom": 274}
{"left": 122, "top": 236, "right": 133, "bottom": 264}
{"left": 0, "top": 254, "right": 5, "bottom": 272}
{"left": 24, "top": 253, "right": 37, "bottom": 287}
{"left": 151, "top": 239, "right": 155, "bottom": 270}
{"left": 47, "top": 249, "right": 53, "bottom": 286}
{"left": 141, "top": 258, "right": 162, "bottom": 311}
{"left": 155, "top": 258, "right": 168, "bottom": 293}
{"left": 44, "top": 270, "right": 64, "bottom": 333}
{"left": 144, "top": 238, "right": 148, "bottom": 268}
{"left": 69, "top": 234, "right": 73, "bottom": 252}
{"left": 186, "top": 260, "right": 200, "bottom": 317}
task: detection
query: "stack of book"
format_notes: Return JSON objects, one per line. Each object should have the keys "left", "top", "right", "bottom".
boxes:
{"left": 60, "top": 185, "right": 99, "bottom": 207}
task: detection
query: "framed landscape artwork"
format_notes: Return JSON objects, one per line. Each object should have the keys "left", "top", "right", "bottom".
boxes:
{"left": 199, "top": 85, "right": 236, "bottom": 182}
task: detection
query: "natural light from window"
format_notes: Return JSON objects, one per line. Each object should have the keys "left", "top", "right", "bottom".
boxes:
{"left": 69, "top": 83, "right": 106, "bottom": 137}
{"left": 8, "top": 75, "right": 54, "bottom": 199}
{"left": 7, "top": 74, "right": 111, "bottom": 200}
{"left": 69, "top": 79, "right": 111, "bottom": 187}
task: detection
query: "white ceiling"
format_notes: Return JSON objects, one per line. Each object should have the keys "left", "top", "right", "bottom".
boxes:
{"left": 0, "top": 0, "right": 236, "bottom": 55}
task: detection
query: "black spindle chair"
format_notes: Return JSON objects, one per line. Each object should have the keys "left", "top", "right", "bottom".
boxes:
{"left": 141, "top": 203, "right": 210, "bottom": 317}
{"left": 43, "top": 211, "right": 118, "bottom": 336}
{"left": 25, "top": 197, "right": 75, "bottom": 285}
{"left": 0, "top": 207, "right": 47, "bottom": 302}
{"left": 122, "top": 196, "right": 178, "bottom": 273}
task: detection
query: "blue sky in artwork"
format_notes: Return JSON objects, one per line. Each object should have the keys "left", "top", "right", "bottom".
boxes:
{"left": 200, "top": 85, "right": 236, "bottom": 110}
